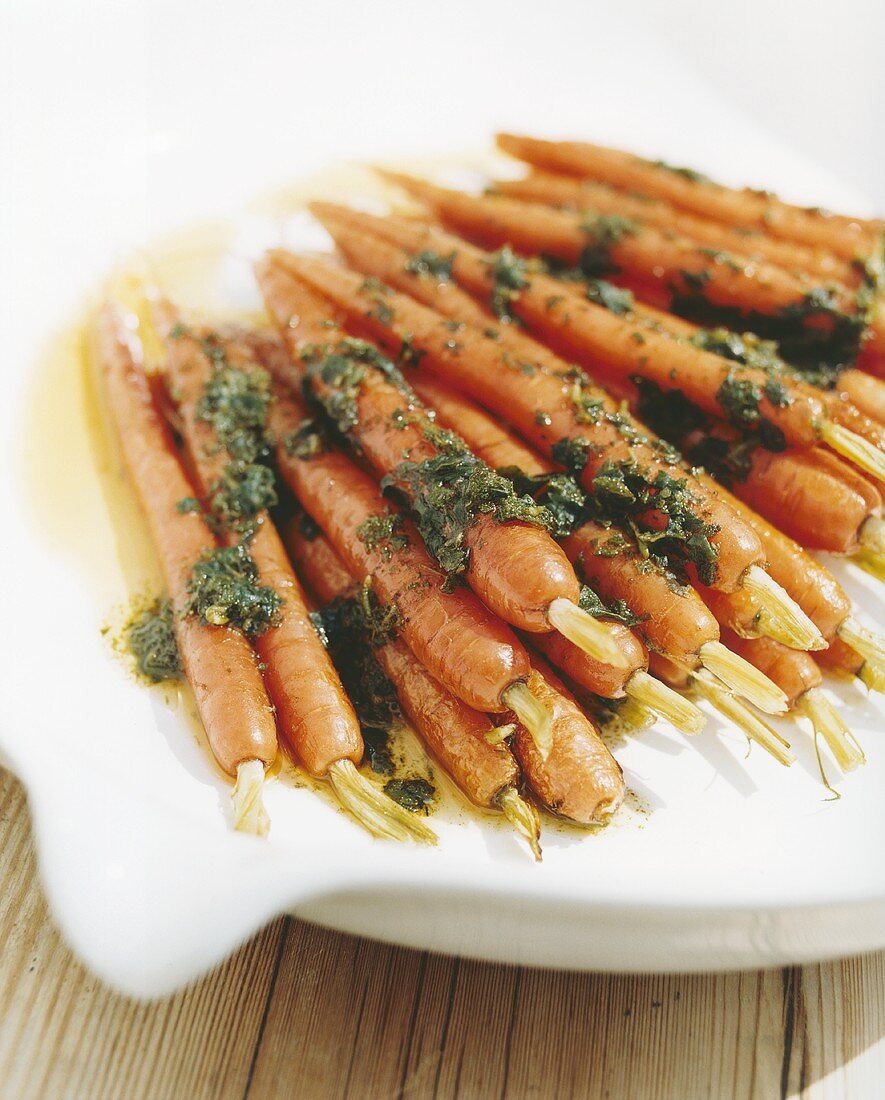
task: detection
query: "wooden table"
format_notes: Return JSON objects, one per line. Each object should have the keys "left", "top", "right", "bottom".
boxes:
{"left": 1, "top": 768, "right": 881, "bottom": 1099}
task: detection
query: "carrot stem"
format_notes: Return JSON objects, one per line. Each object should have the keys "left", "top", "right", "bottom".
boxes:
{"left": 741, "top": 566, "right": 827, "bottom": 651}
{"left": 546, "top": 597, "right": 631, "bottom": 668}
{"left": 624, "top": 670, "right": 705, "bottom": 734}
{"left": 232, "top": 760, "right": 270, "bottom": 837}
{"left": 697, "top": 640, "right": 789, "bottom": 715}
{"left": 502, "top": 681, "right": 554, "bottom": 760}
{"left": 692, "top": 672, "right": 795, "bottom": 766}
{"left": 497, "top": 787, "right": 543, "bottom": 861}
{"left": 820, "top": 422, "right": 885, "bottom": 484}
{"left": 797, "top": 689, "right": 865, "bottom": 772}
{"left": 327, "top": 760, "right": 438, "bottom": 844}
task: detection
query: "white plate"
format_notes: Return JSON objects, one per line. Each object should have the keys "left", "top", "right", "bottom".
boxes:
{"left": 2, "top": 0, "right": 884, "bottom": 997}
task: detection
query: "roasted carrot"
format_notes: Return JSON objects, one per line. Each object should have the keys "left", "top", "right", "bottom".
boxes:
{"left": 351, "top": 201, "right": 885, "bottom": 484}
{"left": 154, "top": 304, "right": 364, "bottom": 776}
{"left": 383, "top": 173, "right": 869, "bottom": 333}
{"left": 96, "top": 303, "right": 277, "bottom": 834}
{"left": 286, "top": 522, "right": 542, "bottom": 855}
{"left": 509, "top": 658, "right": 625, "bottom": 825}
{"left": 288, "top": 520, "right": 625, "bottom": 827}
{"left": 256, "top": 261, "right": 630, "bottom": 672}
{"left": 385, "top": 172, "right": 885, "bottom": 386}
{"left": 495, "top": 134, "right": 884, "bottom": 261}
{"left": 414, "top": 374, "right": 789, "bottom": 716}
{"left": 266, "top": 246, "right": 824, "bottom": 654}
{"left": 261, "top": 375, "right": 556, "bottom": 754}
{"left": 491, "top": 171, "right": 860, "bottom": 286}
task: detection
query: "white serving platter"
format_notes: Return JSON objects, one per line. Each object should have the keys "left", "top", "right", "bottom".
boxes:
{"left": 1, "top": 0, "right": 883, "bottom": 997}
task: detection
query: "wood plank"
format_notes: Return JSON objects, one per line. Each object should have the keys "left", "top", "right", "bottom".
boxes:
{"left": 1, "top": 765, "right": 884, "bottom": 1100}
{"left": 0, "top": 769, "right": 285, "bottom": 1100}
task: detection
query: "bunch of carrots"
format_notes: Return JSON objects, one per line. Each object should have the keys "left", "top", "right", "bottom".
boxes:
{"left": 98, "top": 134, "right": 885, "bottom": 860}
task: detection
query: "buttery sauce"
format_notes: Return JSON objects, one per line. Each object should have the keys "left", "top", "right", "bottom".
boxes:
{"left": 18, "top": 160, "right": 650, "bottom": 843}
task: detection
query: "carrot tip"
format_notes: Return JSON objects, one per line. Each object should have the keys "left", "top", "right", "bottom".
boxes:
{"left": 327, "top": 759, "right": 438, "bottom": 845}
{"left": 232, "top": 759, "right": 271, "bottom": 837}
{"left": 625, "top": 670, "right": 706, "bottom": 734}
{"left": 503, "top": 680, "right": 554, "bottom": 760}
{"left": 546, "top": 597, "right": 631, "bottom": 668}
{"left": 692, "top": 673, "right": 795, "bottom": 767}
{"left": 698, "top": 640, "right": 790, "bottom": 716}
{"left": 821, "top": 422, "right": 885, "bottom": 484}
{"left": 741, "top": 566, "right": 827, "bottom": 651}
{"left": 497, "top": 787, "right": 543, "bottom": 862}
{"left": 797, "top": 689, "right": 865, "bottom": 773}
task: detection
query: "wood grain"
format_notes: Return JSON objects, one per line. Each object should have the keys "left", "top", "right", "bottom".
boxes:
{"left": 0, "top": 767, "right": 882, "bottom": 1100}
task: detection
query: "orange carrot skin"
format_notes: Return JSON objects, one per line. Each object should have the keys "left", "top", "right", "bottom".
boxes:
{"left": 816, "top": 636, "right": 864, "bottom": 677}
{"left": 496, "top": 134, "right": 883, "bottom": 260}
{"left": 509, "top": 662, "right": 625, "bottom": 825}
{"left": 268, "top": 388, "right": 530, "bottom": 713}
{"left": 284, "top": 517, "right": 355, "bottom": 604}
{"left": 287, "top": 526, "right": 520, "bottom": 807}
{"left": 271, "top": 250, "right": 766, "bottom": 593}
{"left": 97, "top": 307, "right": 277, "bottom": 775}
{"left": 717, "top": 627, "right": 820, "bottom": 707}
{"left": 647, "top": 652, "right": 693, "bottom": 691}
{"left": 563, "top": 521, "right": 720, "bottom": 664}
{"left": 835, "top": 370, "right": 885, "bottom": 427}
{"left": 492, "top": 171, "right": 858, "bottom": 286}
{"left": 155, "top": 315, "right": 363, "bottom": 776}
{"left": 527, "top": 625, "right": 645, "bottom": 699}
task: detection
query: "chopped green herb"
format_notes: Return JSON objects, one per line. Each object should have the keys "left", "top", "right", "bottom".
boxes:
{"left": 176, "top": 496, "right": 201, "bottom": 515}
{"left": 283, "top": 417, "right": 327, "bottom": 459}
{"left": 384, "top": 777, "right": 435, "bottom": 814}
{"left": 578, "top": 584, "right": 645, "bottom": 628}
{"left": 551, "top": 436, "right": 592, "bottom": 472}
{"left": 356, "top": 511, "right": 410, "bottom": 556}
{"left": 488, "top": 247, "right": 529, "bottom": 323}
{"left": 648, "top": 159, "right": 710, "bottom": 184}
{"left": 126, "top": 598, "right": 181, "bottom": 682}
{"left": 578, "top": 214, "right": 637, "bottom": 277}
{"left": 186, "top": 543, "right": 281, "bottom": 637}
{"left": 195, "top": 344, "right": 274, "bottom": 464}
{"left": 497, "top": 466, "right": 586, "bottom": 538}
{"left": 404, "top": 249, "right": 456, "bottom": 281}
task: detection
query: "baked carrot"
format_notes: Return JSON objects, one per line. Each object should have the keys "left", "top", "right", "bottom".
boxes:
{"left": 265, "top": 245, "right": 825, "bottom": 653}
{"left": 96, "top": 303, "right": 277, "bottom": 834}
{"left": 383, "top": 171, "right": 885, "bottom": 384}
{"left": 286, "top": 521, "right": 542, "bottom": 856}
{"left": 288, "top": 520, "right": 626, "bottom": 827}
{"left": 262, "top": 375, "right": 555, "bottom": 754}
{"left": 715, "top": 628, "right": 863, "bottom": 773}
{"left": 495, "top": 134, "right": 884, "bottom": 261}
{"left": 491, "top": 171, "right": 860, "bottom": 286}
{"left": 315, "top": 205, "right": 885, "bottom": 558}
{"left": 151, "top": 308, "right": 437, "bottom": 843}
{"left": 256, "top": 260, "right": 632, "bottom": 671}
{"left": 354, "top": 199, "right": 885, "bottom": 484}
{"left": 414, "top": 374, "right": 789, "bottom": 716}
{"left": 509, "top": 658, "right": 626, "bottom": 825}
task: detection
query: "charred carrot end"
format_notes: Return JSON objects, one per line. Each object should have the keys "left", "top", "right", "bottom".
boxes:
{"left": 838, "top": 618, "right": 885, "bottom": 688}
{"left": 859, "top": 515, "right": 885, "bottom": 556}
{"left": 502, "top": 681, "right": 554, "bottom": 760}
{"left": 820, "top": 422, "right": 885, "bottom": 484}
{"left": 232, "top": 760, "right": 271, "bottom": 837}
{"left": 327, "top": 760, "right": 438, "bottom": 844}
{"left": 796, "top": 689, "right": 865, "bottom": 773}
{"left": 624, "top": 670, "right": 705, "bottom": 734}
{"left": 741, "top": 566, "right": 827, "bottom": 651}
{"left": 497, "top": 787, "right": 542, "bottom": 861}
{"left": 692, "top": 673, "right": 795, "bottom": 767}
{"left": 546, "top": 597, "right": 631, "bottom": 668}
{"left": 697, "top": 640, "right": 790, "bottom": 715}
